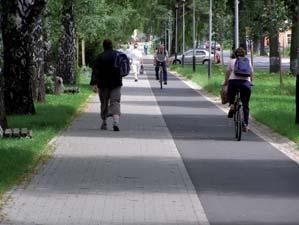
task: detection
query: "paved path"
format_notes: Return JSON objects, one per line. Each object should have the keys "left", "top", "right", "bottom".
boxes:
{"left": 145, "top": 60, "right": 299, "bottom": 225}
{"left": 0, "top": 66, "right": 209, "bottom": 225}
{"left": 1, "top": 56, "right": 299, "bottom": 225}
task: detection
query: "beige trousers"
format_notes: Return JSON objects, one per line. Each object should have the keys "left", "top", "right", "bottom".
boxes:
{"left": 99, "top": 87, "right": 121, "bottom": 120}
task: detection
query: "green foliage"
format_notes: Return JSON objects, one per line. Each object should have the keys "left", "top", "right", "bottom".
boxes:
{"left": 0, "top": 75, "right": 92, "bottom": 196}
{"left": 44, "top": 75, "right": 55, "bottom": 94}
{"left": 259, "top": 0, "right": 289, "bottom": 37}
{"left": 213, "top": 0, "right": 232, "bottom": 46}
{"left": 48, "top": 0, "right": 138, "bottom": 63}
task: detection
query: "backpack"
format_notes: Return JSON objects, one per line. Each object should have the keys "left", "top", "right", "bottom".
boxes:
{"left": 114, "top": 51, "right": 130, "bottom": 77}
{"left": 234, "top": 57, "right": 251, "bottom": 77}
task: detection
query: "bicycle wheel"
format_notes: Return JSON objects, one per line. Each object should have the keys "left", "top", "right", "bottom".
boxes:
{"left": 234, "top": 113, "right": 238, "bottom": 139}
{"left": 235, "top": 106, "right": 242, "bottom": 141}
{"left": 159, "top": 68, "right": 163, "bottom": 89}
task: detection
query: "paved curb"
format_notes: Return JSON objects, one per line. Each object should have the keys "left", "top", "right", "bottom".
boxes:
{"left": 0, "top": 93, "right": 95, "bottom": 221}
{"left": 170, "top": 70, "right": 299, "bottom": 165}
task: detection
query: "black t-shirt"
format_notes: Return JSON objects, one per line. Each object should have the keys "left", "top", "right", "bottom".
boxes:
{"left": 90, "top": 49, "right": 122, "bottom": 89}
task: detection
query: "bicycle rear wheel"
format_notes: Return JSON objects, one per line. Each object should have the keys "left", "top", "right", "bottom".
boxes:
{"left": 234, "top": 106, "right": 242, "bottom": 141}
{"left": 159, "top": 69, "right": 163, "bottom": 89}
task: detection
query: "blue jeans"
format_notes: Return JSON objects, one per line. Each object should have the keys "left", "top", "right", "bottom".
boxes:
{"left": 155, "top": 62, "right": 167, "bottom": 82}
{"left": 227, "top": 79, "right": 251, "bottom": 125}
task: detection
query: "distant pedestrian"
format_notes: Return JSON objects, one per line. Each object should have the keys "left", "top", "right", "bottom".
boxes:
{"left": 130, "top": 43, "right": 143, "bottom": 82}
{"left": 90, "top": 39, "right": 122, "bottom": 131}
{"left": 143, "top": 42, "right": 148, "bottom": 55}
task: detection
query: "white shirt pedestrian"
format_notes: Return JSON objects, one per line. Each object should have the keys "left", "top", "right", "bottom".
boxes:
{"left": 130, "top": 45, "right": 143, "bottom": 82}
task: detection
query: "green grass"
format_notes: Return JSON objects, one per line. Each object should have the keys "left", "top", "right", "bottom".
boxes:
{"left": 170, "top": 64, "right": 299, "bottom": 145}
{"left": 0, "top": 75, "right": 92, "bottom": 196}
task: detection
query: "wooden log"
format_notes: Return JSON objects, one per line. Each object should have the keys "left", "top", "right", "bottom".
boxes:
{"left": 27, "top": 130, "right": 33, "bottom": 138}
{"left": 21, "top": 128, "right": 28, "bottom": 137}
{"left": 64, "top": 86, "right": 80, "bottom": 94}
{"left": 4, "top": 128, "right": 12, "bottom": 138}
{"left": 2, "top": 128, "right": 32, "bottom": 138}
{"left": 13, "top": 128, "right": 20, "bottom": 137}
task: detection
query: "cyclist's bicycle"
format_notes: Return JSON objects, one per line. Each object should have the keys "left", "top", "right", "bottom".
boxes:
{"left": 233, "top": 89, "right": 243, "bottom": 141}
{"left": 157, "top": 61, "right": 164, "bottom": 89}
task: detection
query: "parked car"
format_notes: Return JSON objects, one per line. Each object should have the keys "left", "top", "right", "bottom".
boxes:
{"left": 170, "top": 49, "right": 220, "bottom": 65}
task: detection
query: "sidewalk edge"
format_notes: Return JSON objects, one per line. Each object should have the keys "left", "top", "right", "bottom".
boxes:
{"left": 0, "top": 93, "right": 95, "bottom": 212}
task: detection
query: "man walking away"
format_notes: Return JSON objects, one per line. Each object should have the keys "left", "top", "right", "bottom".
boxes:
{"left": 90, "top": 39, "right": 122, "bottom": 131}
{"left": 130, "top": 43, "right": 143, "bottom": 82}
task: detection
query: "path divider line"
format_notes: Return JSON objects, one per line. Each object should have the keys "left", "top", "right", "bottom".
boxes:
{"left": 144, "top": 70, "right": 211, "bottom": 225}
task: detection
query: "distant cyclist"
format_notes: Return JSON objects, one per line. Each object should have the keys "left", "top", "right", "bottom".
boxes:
{"left": 154, "top": 44, "right": 168, "bottom": 85}
{"left": 224, "top": 47, "right": 253, "bottom": 132}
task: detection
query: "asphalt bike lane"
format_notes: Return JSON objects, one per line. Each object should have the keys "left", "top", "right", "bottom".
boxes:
{"left": 145, "top": 60, "right": 299, "bottom": 225}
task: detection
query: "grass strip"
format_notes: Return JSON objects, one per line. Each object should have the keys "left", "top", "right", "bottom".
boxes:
{"left": 0, "top": 75, "right": 92, "bottom": 196}
{"left": 170, "top": 64, "right": 298, "bottom": 146}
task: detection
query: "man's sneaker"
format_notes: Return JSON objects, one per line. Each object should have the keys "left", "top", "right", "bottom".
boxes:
{"left": 164, "top": 81, "right": 167, "bottom": 85}
{"left": 227, "top": 106, "right": 235, "bottom": 118}
{"left": 242, "top": 124, "right": 249, "bottom": 132}
{"left": 113, "top": 125, "right": 120, "bottom": 131}
{"left": 135, "top": 79, "right": 138, "bottom": 82}
{"left": 101, "top": 123, "right": 107, "bottom": 130}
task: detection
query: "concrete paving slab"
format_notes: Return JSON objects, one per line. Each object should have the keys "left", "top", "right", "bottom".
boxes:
{"left": 0, "top": 71, "right": 209, "bottom": 225}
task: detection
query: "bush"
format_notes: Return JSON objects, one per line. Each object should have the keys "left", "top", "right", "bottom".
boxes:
{"left": 44, "top": 75, "right": 55, "bottom": 94}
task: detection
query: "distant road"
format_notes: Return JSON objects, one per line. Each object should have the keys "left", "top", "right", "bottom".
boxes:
{"left": 222, "top": 50, "right": 290, "bottom": 71}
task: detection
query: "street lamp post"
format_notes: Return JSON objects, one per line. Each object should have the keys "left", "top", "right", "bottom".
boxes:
{"left": 165, "top": 22, "right": 167, "bottom": 47}
{"left": 182, "top": 0, "right": 186, "bottom": 67}
{"left": 208, "top": 0, "right": 212, "bottom": 78}
{"left": 235, "top": 0, "right": 239, "bottom": 48}
{"left": 168, "top": 13, "right": 171, "bottom": 55}
{"left": 192, "top": 0, "right": 196, "bottom": 72}
{"left": 175, "top": 3, "right": 178, "bottom": 62}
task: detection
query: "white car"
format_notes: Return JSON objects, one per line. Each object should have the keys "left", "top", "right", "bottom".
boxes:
{"left": 170, "top": 49, "right": 220, "bottom": 64}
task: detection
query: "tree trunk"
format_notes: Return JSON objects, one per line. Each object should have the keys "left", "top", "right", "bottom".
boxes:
{"left": 250, "top": 40, "right": 254, "bottom": 68}
{"left": 295, "top": 0, "right": 299, "bottom": 124}
{"left": 239, "top": 34, "right": 247, "bottom": 52}
{"left": 81, "top": 39, "right": 86, "bottom": 68}
{"left": 260, "top": 33, "right": 267, "bottom": 56}
{"left": 0, "top": 69, "right": 7, "bottom": 130}
{"left": 76, "top": 37, "right": 79, "bottom": 68}
{"left": 43, "top": 5, "right": 53, "bottom": 76}
{"left": 237, "top": 0, "right": 247, "bottom": 52}
{"left": 269, "top": 31, "right": 280, "bottom": 73}
{"left": 0, "top": 10, "right": 7, "bottom": 129}
{"left": 1, "top": 0, "right": 47, "bottom": 115}
{"left": 290, "top": 13, "right": 298, "bottom": 75}
{"left": 253, "top": 35, "right": 259, "bottom": 54}
{"left": 57, "top": 0, "right": 76, "bottom": 84}
{"left": 296, "top": 74, "right": 299, "bottom": 124}
{"left": 31, "top": 16, "right": 45, "bottom": 102}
